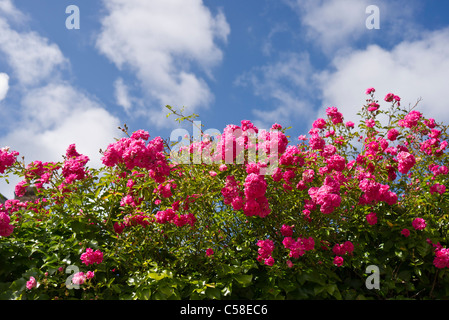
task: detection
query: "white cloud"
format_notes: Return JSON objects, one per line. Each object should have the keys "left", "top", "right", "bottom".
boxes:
{"left": 0, "top": 72, "right": 8, "bottom": 101}
{"left": 113, "top": 77, "right": 132, "bottom": 112}
{"left": 96, "top": 0, "right": 230, "bottom": 128}
{"left": 288, "top": 0, "right": 418, "bottom": 54}
{"left": 12, "top": 83, "right": 120, "bottom": 166}
{"left": 0, "top": 0, "right": 27, "bottom": 22}
{"left": 289, "top": 0, "right": 371, "bottom": 53}
{"left": 315, "top": 28, "right": 449, "bottom": 127}
{"left": 0, "top": 83, "right": 121, "bottom": 199}
{"left": 0, "top": 18, "right": 67, "bottom": 87}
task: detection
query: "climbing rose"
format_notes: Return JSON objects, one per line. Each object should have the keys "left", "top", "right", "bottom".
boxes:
{"left": 387, "top": 129, "right": 399, "bottom": 141}
{"left": 412, "top": 218, "right": 426, "bottom": 231}
{"left": 280, "top": 224, "right": 293, "bottom": 237}
{"left": 0, "top": 147, "right": 19, "bottom": 174}
{"left": 434, "top": 248, "right": 449, "bottom": 269}
{"left": 80, "top": 248, "right": 104, "bottom": 266}
{"left": 401, "top": 228, "right": 410, "bottom": 237}
{"left": 366, "top": 212, "right": 377, "bottom": 225}
{"left": 366, "top": 87, "right": 375, "bottom": 95}
{"left": 206, "top": 248, "right": 214, "bottom": 257}
{"left": 430, "top": 184, "right": 446, "bottom": 195}
{"left": 26, "top": 276, "right": 37, "bottom": 290}
{"left": 72, "top": 272, "right": 86, "bottom": 285}
{"left": 333, "top": 256, "right": 344, "bottom": 267}
{"left": 397, "top": 152, "right": 416, "bottom": 174}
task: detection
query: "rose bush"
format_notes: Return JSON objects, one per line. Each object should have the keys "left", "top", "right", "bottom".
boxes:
{"left": 0, "top": 88, "right": 448, "bottom": 300}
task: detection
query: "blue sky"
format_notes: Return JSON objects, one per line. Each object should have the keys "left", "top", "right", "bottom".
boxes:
{"left": 1, "top": 0, "right": 449, "bottom": 198}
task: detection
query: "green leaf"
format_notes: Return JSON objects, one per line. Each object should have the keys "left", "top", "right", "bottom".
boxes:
{"left": 136, "top": 287, "right": 151, "bottom": 300}
{"left": 233, "top": 274, "right": 252, "bottom": 287}
{"left": 206, "top": 287, "right": 221, "bottom": 299}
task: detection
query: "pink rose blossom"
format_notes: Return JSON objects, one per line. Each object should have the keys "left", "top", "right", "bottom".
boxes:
{"left": 26, "top": 276, "right": 37, "bottom": 290}
{"left": 345, "top": 121, "right": 355, "bottom": 128}
{"left": 434, "top": 248, "right": 449, "bottom": 269}
{"left": 0, "top": 211, "right": 14, "bottom": 237}
{"left": 365, "top": 87, "right": 375, "bottom": 95}
{"left": 264, "top": 256, "right": 275, "bottom": 266}
{"left": 72, "top": 272, "right": 86, "bottom": 285}
{"left": 397, "top": 152, "right": 416, "bottom": 174}
{"left": 401, "top": 228, "right": 410, "bottom": 237}
{"left": 365, "top": 119, "right": 375, "bottom": 128}
{"left": 206, "top": 248, "right": 214, "bottom": 257}
{"left": 80, "top": 248, "right": 104, "bottom": 266}
{"left": 412, "top": 218, "right": 426, "bottom": 231}
{"left": 333, "top": 256, "right": 344, "bottom": 267}
{"left": 280, "top": 224, "right": 293, "bottom": 237}
{"left": 366, "top": 212, "right": 377, "bottom": 225}
{"left": 384, "top": 93, "right": 395, "bottom": 102}
{"left": 387, "top": 129, "right": 399, "bottom": 141}
{"left": 430, "top": 183, "right": 446, "bottom": 195}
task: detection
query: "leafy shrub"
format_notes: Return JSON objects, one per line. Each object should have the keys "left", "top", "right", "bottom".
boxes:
{"left": 0, "top": 88, "right": 448, "bottom": 300}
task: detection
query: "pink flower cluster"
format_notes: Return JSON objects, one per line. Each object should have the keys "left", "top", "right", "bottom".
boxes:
{"left": 155, "top": 208, "right": 196, "bottom": 227}
{"left": 428, "top": 164, "right": 448, "bottom": 176}
{"left": 101, "top": 131, "right": 170, "bottom": 183}
{"left": 430, "top": 183, "right": 446, "bottom": 195}
{"left": 308, "top": 176, "right": 341, "bottom": 214}
{"left": 72, "top": 271, "right": 95, "bottom": 285}
{"left": 332, "top": 241, "right": 354, "bottom": 256}
{"left": 397, "top": 151, "right": 416, "bottom": 174}
{"left": 280, "top": 224, "right": 293, "bottom": 237}
{"left": 0, "top": 147, "right": 19, "bottom": 174}
{"left": 213, "top": 120, "right": 287, "bottom": 166}
{"left": 384, "top": 93, "right": 401, "bottom": 105}
{"left": 366, "top": 212, "right": 377, "bottom": 225}
{"left": 326, "top": 106, "right": 343, "bottom": 125}
{"left": 80, "top": 248, "right": 104, "bottom": 266}
{"left": 26, "top": 276, "right": 37, "bottom": 290}
{"left": 257, "top": 239, "right": 275, "bottom": 266}
{"left": 0, "top": 210, "right": 14, "bottom": 237}
{"left": 114, "top": 212, "right": 153, "bottom": 234}
{"left": 433, "top": 247, "right": 449, "bottom": 269}
{"left": 258, "top": 126, "right": 289, "bottom": 156}
{"left": 243, "top": 173, "right": 271, "bottom": 218}
{"left": 221, "top": 171, "right": 271, "bottom": 218}
{"left": 326, "top": 154, "right": 346, "bottom": 172}
{"left": 332, "top": 241, "right": 354, "bottom": 267}
{"left": 282, "top": 236, "right": 314, "bottom": 259}
{"left": 412, "top": 217, "right": 426, "bottom": 231}
{"left": 387, "top": 129, "right": 399, "bottom": 141}
{"left": 221, "top": 175, "right": 244, "bottom": 210}
{"left": 279, "top": 145, "right": 304, "bottom": 167}
{"left": 154, "top": 181, "right": 177, "bottom": 199}
{"left": 420, "top": 129, "right": 448, "bottom": 156}
{"left": 357, "top": 176, "right": 398, "bottom": 206}
{"left": 401, "top": 228, "right": 410, "bottom": 237}
{"left": 62, "top": 144, "right": 89, "bottom": 186}
{"left": 398, "top": 110, "right": 421, "bottom": 128}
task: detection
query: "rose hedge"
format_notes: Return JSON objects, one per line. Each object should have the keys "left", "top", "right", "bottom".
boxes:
{"left": 0, "top": 88, "right": 448, "bottom": 300}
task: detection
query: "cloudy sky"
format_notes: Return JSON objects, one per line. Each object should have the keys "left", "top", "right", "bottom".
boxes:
{"left": 1, "top": 0, "right": 449, "bottom": 198}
